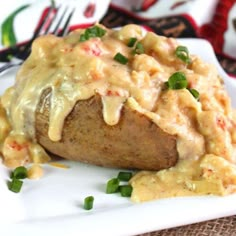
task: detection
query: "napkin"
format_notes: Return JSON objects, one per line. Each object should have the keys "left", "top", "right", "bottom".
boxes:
{"left": 0, "top": 0, "right": 236, "bottom": 78}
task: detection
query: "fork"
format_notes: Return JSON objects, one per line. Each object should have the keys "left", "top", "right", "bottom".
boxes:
{"left": 0, "top": 5, "right": 75, "bottom": 74}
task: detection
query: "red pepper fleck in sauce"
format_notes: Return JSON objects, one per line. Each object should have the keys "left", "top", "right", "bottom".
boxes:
{"left": 216, "top": 116, "right": 226, "bottom": 130}
{"left": 82, "top": 42, "right": 102, "bottom": 56}
{"left": 106, "top": 90, "right": 120, "bottom": 96}
{"left": 9, "top": 141, "right": 28, "bottom": 151}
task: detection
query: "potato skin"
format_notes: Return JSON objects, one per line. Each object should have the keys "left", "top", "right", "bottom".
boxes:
{"left": 35, "top": 89, "right": 178, "bottom": 170}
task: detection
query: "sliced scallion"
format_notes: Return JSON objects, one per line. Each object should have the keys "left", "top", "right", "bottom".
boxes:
{"left": 84, "top": 196, "right": 94, "bottom": 210}
{"left": 117, "top": 172, "right": 133, "bottom": 181}
{"left": 175, "top": 45, "right": 191, "bottom": 64}
{"left": 188, "top": 88, "right": 200, "bottom": 100}
{"left": 106, "top": 178, "right": 120, "bottom": 194}
{"left": 79, "top": 25, "right": 106, "bottom": 42}
{"left": 166, "top": 72, "right": 188, "bottom": 90}
{"left": 114, "top": 52, "right": 129, "bottom": 65}
{"left": 8, "top": 178, "right": 23, "bottom": 193}
{"left": 90, "top": 26, "right": 106, "bottom": 37}
{"left": 127, "top": 37, "right": 137, "bottom": 47}
{"left": 79, "top": 34, "right": 87, "bottom": 42}
{"left": 132, "top": 42, "right": 144, "bottom": 54}
{"left": 11, "top": 166, "right": 28, "bottom": 179}
{"left": 119, "top": 185, "right": 133, "bottom": 197}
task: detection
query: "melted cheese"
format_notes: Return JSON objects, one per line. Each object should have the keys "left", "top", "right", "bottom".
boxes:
{"left": 0, "top": 24, "right": 236, "bottom": 201}
{"left": 131, "top": 154, "right": 236, "bottom": 202}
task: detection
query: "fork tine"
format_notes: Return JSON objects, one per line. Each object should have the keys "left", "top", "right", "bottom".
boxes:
{"left": 57, "top": 8, "right": 75, "bottom": 36}
{"left": 0, "top": 5, "right": 76, "bottom": 74}
{"left": 29, "top": 6, "right": 56, "bottom": 43}
{"left": 18, "top": 5, "right": 57, "bottom": 60}
{"left": 43, "top": 6, "right": 61, "bottom": 35}
{"left": 0, "top": 60, "right": 19, "bottom": 73}
{"left": 51, "top": 7, "right": 68, "bottom": 35}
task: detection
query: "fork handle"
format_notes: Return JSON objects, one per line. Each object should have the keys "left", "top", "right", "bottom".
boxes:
{"left": 0, "top": 61, "right": 22, "bottom": 74}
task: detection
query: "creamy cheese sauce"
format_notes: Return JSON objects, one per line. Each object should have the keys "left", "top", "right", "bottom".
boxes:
{"left": 0, "top": 24, "right": 236, "bottom": 201}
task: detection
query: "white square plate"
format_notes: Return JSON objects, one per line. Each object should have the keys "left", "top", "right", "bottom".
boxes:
{"left": 0, "top": 38, "right": 236, "bottom": 236}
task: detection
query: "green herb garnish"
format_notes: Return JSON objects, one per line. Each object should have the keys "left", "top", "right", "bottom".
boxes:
{"left": 79, "top": 34, "right": 87, "bottom": 42}
{"left": 11, "top": 166, "right": 28, "bottom": 179}
{"left": 132, "top": 42, "right": 144, "bottom": 54}
{"left": 117, "top": 172, "right": 133, "bottom": 181}
{"left": 175, "top": 45, "right": 191, "bottom": 64}
{"left": 127, "top": 37, "right": 137, "bottom": 47}
{"left": 106, "top": 173, "right": 133, "bottom": 197}
{"left": 166, "top": 72, "right": 188, "bottom": 90}
{"left": 8, "top": 178, "right": 23, "bottom": 193}
{"left": 84, "top": 196, "right": 94, "bottom": 210}
{"left": 79, "top": 25, "right": 106, "bottom": 42}
{"left": 119, "top": 185, "right": 133, "bottom": 197}
{"left": 114, "top": 52, "right": 129, "bottom": 65}
{"left": 106, "top": 178, "right": 120, "bottom": 194}
{"left": 165, "top": 72, "right": 200, "bottom": 100}
{"left": 8, "top": 166, "right": 28, "bottom": 193}
{"left": 188, "top": 88, "right": 200, "bottom": 100}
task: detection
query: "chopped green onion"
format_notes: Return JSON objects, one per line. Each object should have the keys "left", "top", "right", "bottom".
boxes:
{"left": 132, "top": 42, "right": 144, "bottom": 54}
{"left": 114, "top": 52, "right": 129, "bottom": 65}
{"left": 8, "top": 178, "right": 23, "bottom": 193}
{"left": 127, "top": 37, "right": 137, "bottom": 47}
{"left": 166, "top": 72, "right": 188, "bottom": 90}
{"left": 11, "top": 166, "right": 28, "bottom": 179}
{"left": 90, "top": 26, "right": 106, "bottom": 37}
{"left": 79, "top": 25, "right": 106, "bottom": 42}
{"left": 84, "top": 196, "right": 94, "bottom": 210}
{"left": 188, "top": 88, "right": 200, "bottom": 100}
{"left": 106, "top": 178, "right": 120, "bottom": 194}
{"left": 79, "top": 34, "right": 87, "bottom": 42}
{"left": 175, "top": 45, "right": 191, "bottom": 64}
{"left": 117, "top": 172, "right": 133, "bottom": 181}
{"left": 119, "top": 185, "right": 133, "bottom": 197}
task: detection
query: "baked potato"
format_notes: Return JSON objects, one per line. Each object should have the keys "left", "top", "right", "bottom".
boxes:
{"left": 2, "top": 23, "right": 235, "bottom": 179}
{"left": 35, "top": 88, "right": 178, "bottom": 170}
{"left": 0, "top": 24, "right": 182, "bottom": 170}
{"left": 2, "top": 23, "right": 236, "bottom": 201}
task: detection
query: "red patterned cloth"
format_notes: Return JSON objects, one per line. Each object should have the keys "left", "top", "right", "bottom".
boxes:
{"left": 200, "top": 0, "right": 236, "bottom": 77}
